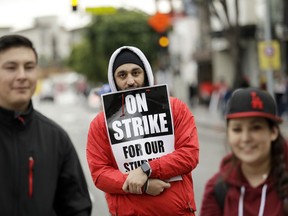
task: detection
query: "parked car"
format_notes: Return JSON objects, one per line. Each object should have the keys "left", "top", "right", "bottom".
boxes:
{"left": 87, "top": 84, "right": 111, "bottom": 111}
{"left": 87, "top": 88, "right": 102, "bottom": 111}
{"left": 38, "top": 79, "right": 55, "bottom": 102}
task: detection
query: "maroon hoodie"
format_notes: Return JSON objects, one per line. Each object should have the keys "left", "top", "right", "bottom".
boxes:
{"left": 200, "top": 153, "right": 286, "bottom": 216}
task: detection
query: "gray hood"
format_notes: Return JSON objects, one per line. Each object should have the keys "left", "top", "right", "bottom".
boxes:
{"left": 108, "top": 46, "right": 154, "bottom": 92}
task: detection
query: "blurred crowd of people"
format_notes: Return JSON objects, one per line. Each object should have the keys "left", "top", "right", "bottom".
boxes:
{"left": 189, "top": 74, "right": 288, "bottom": 121}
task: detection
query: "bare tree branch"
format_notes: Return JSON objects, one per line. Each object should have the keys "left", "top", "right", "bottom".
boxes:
{"left": 235, "top": 0, "right": 239, "bottom": 27}
{"left": 210, "top": 1, "right": 228, "bottom": 28}
{"left": 219, "top": 0, "right": 231, "bottom": 27}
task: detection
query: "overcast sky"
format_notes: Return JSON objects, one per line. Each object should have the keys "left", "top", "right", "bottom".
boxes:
{"left": 0, "top": 0, "right": 159, "bottom": 30}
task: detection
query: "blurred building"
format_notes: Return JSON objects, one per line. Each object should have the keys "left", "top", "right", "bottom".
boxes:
{"left": 193, "top": 0, "right": 287, "bottom": 89}
{"left": 0, "top": 16, "right": 86, "bottom": 69}
{"left": 0, "top": 27, "right": 12, "bottom": 37}
{"left": 155, "top": 0, "right": 288, "bottom": 105}
{"left": 1, "top": 1, "right": 287, "bottom": 105}
{"left": 152, "top": 0, "right": 200, "bottom": 104}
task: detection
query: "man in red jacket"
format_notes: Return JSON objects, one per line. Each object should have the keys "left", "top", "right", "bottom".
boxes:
{"left": 86, "top": 46, "right": 199, "bottom": 216}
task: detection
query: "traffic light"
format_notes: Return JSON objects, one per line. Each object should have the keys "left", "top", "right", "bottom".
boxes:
{"left": 157, "top": 32, "right": 169, "bottom": 52}
{"left": 71, "top": 0, "right": 78, "bottom": 11}
{"left": 158, "top": 35, "right": 169, "bottom": 48}
{"left": 156, "top": 32, "right": 170, "bottom": 69}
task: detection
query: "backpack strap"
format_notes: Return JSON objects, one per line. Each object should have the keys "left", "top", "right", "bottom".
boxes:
{"left": 214, "top": 176, "right": 229, "bottom": 211}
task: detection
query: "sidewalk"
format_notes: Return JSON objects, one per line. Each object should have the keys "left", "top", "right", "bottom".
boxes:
{"left": 191, "top": 105, "right": 225, "bottom": 132}
{"left": 190, "top": 104, "right": 288, "bottom": 136}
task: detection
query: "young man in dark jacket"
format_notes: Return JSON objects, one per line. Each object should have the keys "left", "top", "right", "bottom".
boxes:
{"left": 0, "top": 34, "right": 92, "bottom": 216}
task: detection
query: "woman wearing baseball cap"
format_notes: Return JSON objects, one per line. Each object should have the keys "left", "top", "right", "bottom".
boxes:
{"left": 200, "top": 87, "right": 288, "bottom": 216}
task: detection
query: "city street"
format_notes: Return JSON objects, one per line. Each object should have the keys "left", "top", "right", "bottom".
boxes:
{"left": 34, "top": 99, "right": 110, "bottom": 216}
{"left": 2, "top": 0, "right": 288, "bottom": 214}
{"left": 34, "top": 99, "right": 227, "bottom": 216}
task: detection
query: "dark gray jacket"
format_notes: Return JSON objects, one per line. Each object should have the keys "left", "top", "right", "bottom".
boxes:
{"left": 0, "top": 102, "right": 92, "bottom": 216}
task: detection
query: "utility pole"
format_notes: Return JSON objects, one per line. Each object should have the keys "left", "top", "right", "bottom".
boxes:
{"left": 283, "top": 0, "right": 288, "bottom": 75}
{"left": 264, "top": 0, "right": 274, "bottom": 96}
{"left": 154, "top": 0, "right": 159, "bottom": 12}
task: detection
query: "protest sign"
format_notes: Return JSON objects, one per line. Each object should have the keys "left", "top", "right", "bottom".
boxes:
{"left": 102, "top": 84, "right": 178, "bottom": 178}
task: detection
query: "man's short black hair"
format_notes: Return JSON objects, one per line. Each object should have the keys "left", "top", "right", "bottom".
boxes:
{"left": 0, "top": 34, "right": 38, "bottom": 62}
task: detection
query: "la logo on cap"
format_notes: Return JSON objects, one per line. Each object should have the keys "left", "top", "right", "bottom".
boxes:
{"left": 251, "top": 92, "right": 263, "bottom": 110}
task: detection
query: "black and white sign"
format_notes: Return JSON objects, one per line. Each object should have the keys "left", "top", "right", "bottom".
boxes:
{"left": 102, "top": 84, "right": 175, "bottom": 173}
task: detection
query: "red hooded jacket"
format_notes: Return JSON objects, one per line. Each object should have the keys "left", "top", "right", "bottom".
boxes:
{"left": 87, "top": 96, "right": 199, "bottom": 216}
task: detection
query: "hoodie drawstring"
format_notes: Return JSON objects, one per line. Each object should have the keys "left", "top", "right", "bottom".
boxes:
{"left": 258, "top": 184, "right": 267, "bottom": 216}
{"left": 238, "top": 186, "right": 245, "bottom": 216}
{"left": 238, "top": 184, "right": 268, "bottom": 216}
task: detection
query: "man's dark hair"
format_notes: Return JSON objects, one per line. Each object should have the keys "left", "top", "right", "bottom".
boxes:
{"left": 0, "top": 34, "right": 38, "bottom": 62}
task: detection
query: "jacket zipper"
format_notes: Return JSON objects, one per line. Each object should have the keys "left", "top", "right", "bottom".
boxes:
{"left": 188, "top": 202, "right": 195, "bottom": 214}
{"left": 28, "top": 156, "right": 34, "bottom": 198}
{"left": 182, "top": 180, "right": 195, "bottom": 213}
{"left": 14, "top": 129, "right": 20, "bottom": 215}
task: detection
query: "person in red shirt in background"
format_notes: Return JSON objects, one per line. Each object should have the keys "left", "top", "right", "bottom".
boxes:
{"left": 199, "top": 81, "right": 214, "bottom": 106}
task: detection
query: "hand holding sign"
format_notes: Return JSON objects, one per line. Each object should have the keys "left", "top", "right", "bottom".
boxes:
{"left": 122, "top": 167, "right": 148, "bottom": 194}
{"left": 145, "top": 179, "right": 171, "bottom": 196}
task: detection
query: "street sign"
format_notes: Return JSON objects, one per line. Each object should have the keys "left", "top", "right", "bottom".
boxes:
{"left": 257, "top": 40, "right": 281, "bottom": 71}
{"left": 148, "top": 12, "right": 171, "bottom": 33}
{"left": 85, "top": 7, "right": 117, "bottom": 15}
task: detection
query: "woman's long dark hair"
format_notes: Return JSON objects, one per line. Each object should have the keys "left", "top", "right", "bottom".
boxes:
{"left": 268, "top": 120, "right": 288, "bottom": 214}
